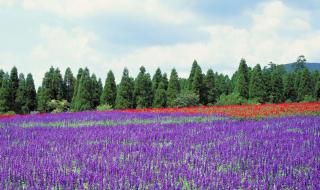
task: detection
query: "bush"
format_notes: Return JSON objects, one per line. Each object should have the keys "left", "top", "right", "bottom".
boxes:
{"left": 48, "top": 99, "right": 70, "bottom": 113}
{"left": 302, "top": 95, "right": 317, "bottom": 103}
{"left": 216, "top": 93, "right": 246, "bottom": 106}
{"left": 173, "top": 91, "right": 199, "bottom": 108}
{"left": 96, "top": 104, "right": 113, "bottom": 111}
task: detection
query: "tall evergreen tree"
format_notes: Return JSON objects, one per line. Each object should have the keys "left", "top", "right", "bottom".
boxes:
{"left": 15, "top": 73, "right": 26, "bottom": 113}
{"left": 25, "top": 73, "right": 37, "bottom": 113}
{"left": 283, "top": 73, "right": 297, "bottom": 102}
{"left": 249, "top": 64, "right": 265, "bottom": 102}
{"left": 190, "top": 66, "right": 205, "bottom": 104}
{"left": 0, "top": 69, "right": 4, "bottom": 87}
{"left": 71, "top": 68, "right": 84, "bottom": 109}
{"left": 204, "top": 69, "right": 216, "bottom": 105}
{"left": 134, "top": 66, "right": 153, "bottom": 108}
{"left": 63, "top": 68, "right": 75, "bottom": 103}
{"left": 269, "top": 66, "right": 284, "bottom": 103}
{"left": 315, "top": 80, "right": 320, "bottom": 100}
{"left": 72, "top": 68, "right": 93, "bottom": 111}
{"left": 91, "top": 74, "right": 102, "bottom": 108}
{"left": 188, "top": 60, "right": 200, "bottom": 90}
{"left": 235, "top": 59, "right": 249, "bottom": 99}
{"left": 152, "top": 68, "right": 163, "bottom": 94}
{"left": 162, "top": 73, "right": 169, "bottom": 90}
{"left": 115, "top": 68, "right": 135, "bottom": 109}
{"left": 100, "top": 70, "right": 117, "bottom": 107}
{"left": 0, "top": 73, "right": 11, "bottom": 113}
{"left": 297, "top": 68, "right": 313, "bottom": 100}
{"left": 293, "top": 55, "right": 306, "bottom": 71}
{"left": 37, "top": 87, "right": 48, "bottom": 113}
{"left": 153, "top": 82, "right": 167, "bottom": 108}
{"left": 9, "top": 66, "right": 19, "bottom": 112}
{"left": 167, "top": 68, "right": 180, "bottom": 107}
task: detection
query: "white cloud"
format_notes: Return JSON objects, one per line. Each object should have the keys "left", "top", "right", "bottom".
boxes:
{"left": 21, "top": 0, "right": 194, "bottom": 23}
{"left": 0, "top": 0, "right": 16, "bottom": 6}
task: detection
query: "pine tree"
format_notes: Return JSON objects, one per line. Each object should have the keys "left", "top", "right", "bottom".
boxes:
{"left": 249, "top": 64, "right": 265, "bottom": 102}
{"left": 37, "top": 87, "right": 49, "bottom": 113}
{"left": 293, "top": 55, "right": 306, "bottom": 71}
{"left": 71, "top": 68, "right": 84, "bottom": 110}
{"left": 134, "top": 66, "right": 153, "bottom": 108}
{"left": 204, "top": 69, "right": 216, "bottom": 105}
{"left": 190, "top": 66, "right": 205, "bottom": 104}
{"left": 315, "top": 80, "right": 320, "bottom": 100}
{"left": 9, "top": 66, "right": 19, "bottom": 112}
{"left": 153, "top": 82, "right": 167, "bottom": 108}
{"left": 269, "top": 66, "right": 284, "bottom": 103}
{"left": 63, "top": 67, "right": 75, "bottom": 103}
{"left": 115, "top": 68, "right": 135, "bottom": 109}
{"left": 188, "top": 60, "right": 200, "bottom": 90}
{"left": 162, "top": 73, "right": 169, "bottom": 90}
{"left": 100, "top": 70, "right": 117, "bottom": 107}
{"left": 91, "top": 74, "right": 103, "bottom": 109}
{"left": 25, "top": 73, "right": 37, "bottom": 113}
{"left": 0, "top": 73, "right": 11, "bottom": 113}
{"left": 0, "top": 69, "right": 4, "bottom": 87}
{"left": 297, "top": 68, "right": 313, "bottom": 101}
{"left": 283, "top": 73, "right": 297, "bottom": 101}
{"left": 15, "top": 73, "right": 26, "bottom": 113}
{"left": 235, "top": 59, "right": 249, "bottom": 99}
{"left": 167, "top": 68, "right": 180, "bottom": 107}
{"left": 72, "top": 68, "right": 92, "bottom": 111}
{"left": 152, "top": 68, "right": 163, "bottom": 94}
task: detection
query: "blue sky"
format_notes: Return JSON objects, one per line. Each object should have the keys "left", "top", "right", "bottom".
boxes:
{"left": 0, "top": 0, "right": 319, "bottom": 86}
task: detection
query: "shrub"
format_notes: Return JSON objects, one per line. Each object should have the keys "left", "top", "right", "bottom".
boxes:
{"left": 48, "top": 100, "right": 70, "bottom": 113}
{"left": 216, "top": 93, "right": 246, "bottom": 106}
{"left": 96, "top": 104, "right": 113, "bottom": 111}
{"left": 302, "top": 95, "right": 317, "bottom": 103}
{"left": 173, "top": 91, "right": 199, "bottom": 108}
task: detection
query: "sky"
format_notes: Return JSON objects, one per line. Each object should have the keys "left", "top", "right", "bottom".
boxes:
{"left": 0, "top": 0, "right": 320, "bottom": 86}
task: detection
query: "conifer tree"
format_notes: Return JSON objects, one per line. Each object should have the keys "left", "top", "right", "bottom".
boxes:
{"left": 63, "top": 67, "right": 75, "bottom": 103}
{"left": 269, "top": 66, "right": 284, "bottom": 103}
{"left": 15, "top": 73, "right": 26, "bottom": 113}
{"left": 235, "top": 59, "right": 249, "bottom": 99}
{"left": 204, "top": 69, "right": 216, "bottom": 105}
{"left": 297, "top": 68, "right": 313, "bottom": 100}
{"left": 167, "top": 68, "right": 180, "bottom": 107}
{"left": 0, "top": 73, "right": 11, "bottom": 113}
{"left": 72, "top": 68, "right": 92, "bottom": 111}
{"left": 315, "top": 80, "right": 320, "bottom": 100}
{"left": 134, "top": 66, "right": 153, "bottom": 108}
{"left": 0, "top": 69, "right": 4, "bottom": 87}
{"left": 188, "top": 60, "right": 200, "bottom": 90}
{"left": 91, "top": 74, "right": 102, "bottom": 108}
{"left": 24, "top": 73, "right": 37, "bottom": 113}
{"left": 249, "top": 64, "right": 265, "bottom": 102}
{"left": 153, "top": 82, "right": 167, "bottom": 108}
{"left": 71, "top": 68, "right": 84, "bottom": 109}
{"left": 37, "top": 87, "right": 48, "bottom": 113}
{"left": 115, "top": 68, "right": 135, "bottom": 109}
{"left": 190, "top": 66, "right": 205, "bottom": 104}
{"left": 152, "top": 68, "right": 163, "bottom": 94}
{"left": 283, "top": 73, "right": 297, "bottom": 101}
{"left": 100, "top": 70, "right": 117, "bottom": 107}
{"left": 9, "top": 66, "right": 19, "bottom": 112}
{"left": 162, "top": 73, "right": 169, "bottom": 90}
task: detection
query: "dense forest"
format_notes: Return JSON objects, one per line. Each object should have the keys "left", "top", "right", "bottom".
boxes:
{"left": 0, "top": 55, "right": 319, "bottom": 114}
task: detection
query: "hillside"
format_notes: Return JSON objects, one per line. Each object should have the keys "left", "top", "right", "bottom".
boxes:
{"left": 283, "top": 63, "right": 320, "bottom": 72}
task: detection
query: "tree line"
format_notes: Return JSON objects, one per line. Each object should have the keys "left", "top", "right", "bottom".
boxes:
{"left": 0, "top": 55, "right": 319, "bottom": 114}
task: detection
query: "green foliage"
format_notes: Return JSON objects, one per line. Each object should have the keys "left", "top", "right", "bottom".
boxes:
{"left": 284, "top": 73, "right": 297, "bottom": 102}
{"left": 134, "top": 66, "right": 153, "bottom": 108}
{"left": 115, "top": 68, "right": 135, "bottom": 109}
{"left": 315, "top": 81, "right": 320, "bottom": 100}
{"left": 63, "top": 67, "right": 75, "bottom": 103}
{"left": 152, "top": 68, "right": 163, "bottom": 94}
{"left": 173, "top": 91, "right": 199, "bottom": 108}
{"left": 235, "top": 59, "right": 249, "bottom": 99}
{"left": 15, "top": 74, "right": 26, "bottom": 114}
{"left": 269, "top": 65, "right": 284, "bottom": 103}
{"left": 302, "top": 95, "right": 317, "bottom": 103}
{"left": 167, "top": 68, "right": 181, "bottom": 107}
{"left": 9, "top": 66, "right": 19, "bottom": 112}
{"left": 91, "top": 74, "right": 103, "bottom": 109}
{"left": 297, "top": 68, "right": 313, "bottom": 101}
{"left": 48, "top": 99, "right": 70, "bottom": 113}
{"left": 25, "top": 74, "right": 37, "bottom": 113}
{"left": 204, "top": 69, "right": 216, "bottom": 105}
{"left": 0, "top": 73, "right": 11, "bottom": 113}
{"left": 249, "top": 64, "right": 265, "bottom": 103}
{"left": 216, "top": 93, "right": 246, "bottom": 106}
{"left": 96, "top": 104, "right": 113, "bottom": 111}
{"left": 71, "top": 68, "right": 83, "bottom": 109}
{"left": 190, "top": 65, "right": 205, "bottom": 104}
{"left": 100, "top": 70, "right": 117, "bottom": 108}
{"left": 153, "top": 82, "right": 167, "bottom": 108}
{"left": 293, "top": 55, "right": 306, "bottom": 71}
{"left": 71, "top": 68, "right": 93, "bottom": 111}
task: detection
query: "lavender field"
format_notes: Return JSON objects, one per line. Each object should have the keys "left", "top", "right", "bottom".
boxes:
{"left": 0, "top": 111, "right": 320, "bottom": 189}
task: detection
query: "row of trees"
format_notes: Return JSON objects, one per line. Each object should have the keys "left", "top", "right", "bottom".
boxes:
{"left": 0, "top": 55, "right": 319, "bottom": 114}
